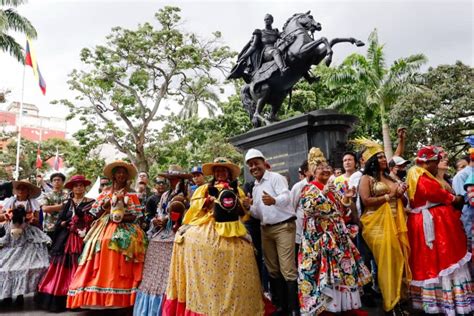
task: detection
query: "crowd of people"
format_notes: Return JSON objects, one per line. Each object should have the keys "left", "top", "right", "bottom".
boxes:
{"left": 0, "top": 132, "right": 473, "bottom": 316}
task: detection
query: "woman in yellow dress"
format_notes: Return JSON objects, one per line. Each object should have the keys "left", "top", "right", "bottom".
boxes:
{"left": 163, "top": 157, "right": 264, "bottom": 315}
{"left": 356, "top": 139, "right": 411, "bottom": 316}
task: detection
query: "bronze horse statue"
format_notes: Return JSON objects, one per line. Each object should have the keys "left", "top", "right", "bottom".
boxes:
{"left": 228, "top": 11, "right": 364, "bottom": 127}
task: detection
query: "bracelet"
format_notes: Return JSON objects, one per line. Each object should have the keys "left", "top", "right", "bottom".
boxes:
{"left": 384, "top": 194, "right": 390, "bottom": 202}
{"left": 341, "top": 199, "right": 351, "bottom": 207}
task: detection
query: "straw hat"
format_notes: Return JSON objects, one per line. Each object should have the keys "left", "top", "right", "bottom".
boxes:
{"left": 65, "top": 175, "right": 92, "bottom": 190}
{"left": 12, "top": 180, "right": 41, "bottom": 199}
{"left": 202, "top": 157, "right": 240, "bottom": 180}
{"left": 158, "top": 165, "right": 192, "bottom": 179}
{"left": 103, "top": 160, "right": 138, "bottom": 180}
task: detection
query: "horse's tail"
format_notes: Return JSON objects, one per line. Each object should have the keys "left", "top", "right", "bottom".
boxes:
{"left": 240, "top": 84, "right": 255, "bottom": 120}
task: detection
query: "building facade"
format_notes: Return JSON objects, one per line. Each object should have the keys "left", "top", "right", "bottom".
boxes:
{"left": 0, "top": 101, "right": 67, "bottom": 150}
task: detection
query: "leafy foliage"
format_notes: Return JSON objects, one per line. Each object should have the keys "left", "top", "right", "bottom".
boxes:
{"left": 277, "top": 63, "right": 382, "bottom": 138}
{"left": 324, "top": 29, "right": 427, "bottom": 157}
{"left": 146, "top": 114, "right": 244, "bottom": 179}
{"left": 0, "top": 133, "right": 104, "bottom": 180}
{"left": 389, "top": 61, "right": 474, "bottom": 159}
{"left": 55, "top": 6, "right": 235, "bottom": 172}
{"left": 0, "top": 0, "right": 37, "bottom": 62}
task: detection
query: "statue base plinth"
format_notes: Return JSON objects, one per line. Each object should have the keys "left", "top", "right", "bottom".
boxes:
{"left": 230, "top": 110, "right": 358, "bottom": 186}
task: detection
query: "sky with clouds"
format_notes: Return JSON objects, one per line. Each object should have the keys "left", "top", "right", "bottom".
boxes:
{"left": 0, "top": 0, "right": 472, "bottom": 133}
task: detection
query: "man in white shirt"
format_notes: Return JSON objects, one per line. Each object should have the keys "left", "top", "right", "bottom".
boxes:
{"left": 290, "top": 160, "right": 311, "bottom": 258}
{"left": 244, "top": 148, "right": 299, "bottom": 316}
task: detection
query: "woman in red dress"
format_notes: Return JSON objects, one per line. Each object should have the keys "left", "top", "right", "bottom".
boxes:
{"left": 406, "top": 146, "right": 473, "bottom": 315}
{"left": 36, "top": 175, "right": 94, "bottom": 312}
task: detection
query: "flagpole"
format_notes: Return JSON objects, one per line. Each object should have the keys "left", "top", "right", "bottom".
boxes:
{"left": 14, "top": 64, "right": 26, "bottom": 181}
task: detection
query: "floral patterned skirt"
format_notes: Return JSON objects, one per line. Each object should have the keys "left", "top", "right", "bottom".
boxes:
{"left": 298, "top": 219, "right": 371, "bottom": 315}
{"left": 162, "top": 220, "right": 264, "bottom": 315}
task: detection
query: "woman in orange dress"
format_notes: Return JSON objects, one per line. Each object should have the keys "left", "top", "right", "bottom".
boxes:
{"left": 67, "top": 161, "right": 147, "bottom": 310}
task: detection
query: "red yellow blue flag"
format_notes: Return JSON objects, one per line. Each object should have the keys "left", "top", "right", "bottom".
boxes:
{"left": 25, "top": 37, "right": 46, "bottom": 95}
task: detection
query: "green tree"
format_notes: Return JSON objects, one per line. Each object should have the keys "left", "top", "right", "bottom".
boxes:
{"left": 178, "top": 77, "right": 220, "bottom": 119}
{"left": 0, "top": 133, "right": 104, "bottom": 180}
{"left": 217, "top": 93, "right": 252, "bottom": 138}
{"left": 146, "top": 114, "right": 242, "bottom": 178}
{"left": 326, "top": 29, "right": 427, "bottom": 158}
{"left": 0, "top": 0, "right": 37, "bottom": 62}
{"left": 390, "top": 61, "right": 474, "bottom": 158}
{"left": 0, "top": 133, "right": 36, "bottom": 179}
{"left": 55, "top": 6, "right": 234, "bottom": 172}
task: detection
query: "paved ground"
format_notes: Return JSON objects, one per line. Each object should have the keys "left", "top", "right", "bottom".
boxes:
{"left": 0, "top": 295, "right": 387, "bottom": 316}
{"left": 0, "top": 295, "right": 127, "bottom": 316}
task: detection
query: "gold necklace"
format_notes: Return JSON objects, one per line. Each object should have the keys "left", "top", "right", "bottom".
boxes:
{"left": 73, "top": 196, "right": 85, "bottom": 205}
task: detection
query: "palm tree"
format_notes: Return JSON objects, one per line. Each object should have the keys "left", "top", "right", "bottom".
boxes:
{"left": 0, "top": 0, "right": 37, "bottom": 62}
{"left": 178, "top": 77, "right": 220, "bottom": 119}
{"left": 327, "top": 29, "right": 427, "bottom": 158}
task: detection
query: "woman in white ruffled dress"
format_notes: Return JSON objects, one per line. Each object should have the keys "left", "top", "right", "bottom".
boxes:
{"left": 0, "top": 205, "right": 51, "bottom": 307}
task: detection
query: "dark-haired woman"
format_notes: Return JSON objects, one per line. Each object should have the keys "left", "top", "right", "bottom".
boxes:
{"left": 36, "top": 175, "right": 95, "bottom": 312}
{"left": 1, "top": 180, "right": 41, "bottom": 227}
{"left": 0, "top": 205, "right": 50, "bottom": 306}
{"left": 357, "top": 140, "right": 411, "bottom": 316}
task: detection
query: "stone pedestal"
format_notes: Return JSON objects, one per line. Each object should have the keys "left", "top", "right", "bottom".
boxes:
{"left": 230, "top": 109, "right": 358, "bottom": 186}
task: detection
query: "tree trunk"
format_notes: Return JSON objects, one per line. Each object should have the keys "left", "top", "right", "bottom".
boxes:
{"left": 135, "top": 152, "right": 149, "bottom": 174}
{"left": 380, "top": 103, "right": 393, "bottom": 160}
{"left": 134, "top": 133, "right": 149, "bottom": 173}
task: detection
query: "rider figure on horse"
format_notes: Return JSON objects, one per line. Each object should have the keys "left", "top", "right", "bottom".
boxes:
{"left": 228, "top": 14, "right": 289, "bottom": 83}
{"left": 228, "top": 11, "right": 365, "bottom": 127}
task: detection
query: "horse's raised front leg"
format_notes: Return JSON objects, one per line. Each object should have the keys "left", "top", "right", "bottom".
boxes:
{"left": 329, "top": 37, "right": 365, "bottom": 48}
{"left": 299, "top": 37, "right": 331, "bottom": 56}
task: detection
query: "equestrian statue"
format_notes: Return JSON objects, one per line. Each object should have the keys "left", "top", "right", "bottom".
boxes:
{"left": 227, "top": 11, "right": 365, "bottom": 127}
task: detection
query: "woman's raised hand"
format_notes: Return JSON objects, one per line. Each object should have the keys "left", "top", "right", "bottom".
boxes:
{"left": 344, "top": 187, "right": 356, "bottom": 199}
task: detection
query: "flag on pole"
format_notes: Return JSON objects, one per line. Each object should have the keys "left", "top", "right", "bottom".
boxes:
{"left": 35, "top": 145, "right": 42, "bottom": 169}
{"left": 53, "top": 148, "right": 60, "bottom": 171}
{"left": 25, "top": 37, "right": 46, "bottom": 95}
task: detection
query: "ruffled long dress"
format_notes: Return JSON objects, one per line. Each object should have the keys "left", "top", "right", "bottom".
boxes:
{"left": 162, "top": 183, "right": 264, "bottom": 315}
{"left": 36, "top": 199, "right": 94, "bottom": 311}
{"left": 0, "top": 223, "right": 51, "bottom": 299}
{"left": 407, "top": 166, "right": 474, "bottom": 315}
{"left": 133, "top": 225, "right": 175, "bottom": 316}
{"left": 67, "top": 191, "right": 147, "bottom": 309}
{"left": 298, "top": 181, "right": 371, "bottom": 315}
